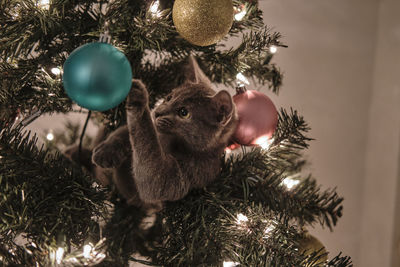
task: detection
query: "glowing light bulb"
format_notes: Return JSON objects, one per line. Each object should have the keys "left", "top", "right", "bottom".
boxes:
{"left": 69, "top": 257, "right": 79, "bottom": 263}
{"left": 56, "top": 247, "right": 64, "bottom": 264}
{"left": 282, "top": 177, "right": 300, "bottom": 190}
{"left": 46, "top": 132, "right": 54, "bottom": 141}
{"left": 83, "top": 244, "right": 93, "bottom": 259}
{"left": 236, "top": 213, "right": 248, "bottom": 224}
{"left": 234, "top": 9, "right": 246, "bottom": 21}
{"left": 11, "top": 11, "right": 19, "bottom": 19}
{"left": 51, "top": 67, "right": 61, "bottom": 75}
{"left": 149, "top": 0, "right": 161, "bottom": 17}
{"left": 38, "top": 0, "right": 50, "bottom": 10}
{"left": 254, "top": 136, "right": 274, "bottom": 150}
{"left": 264, "top": 225, "right": 275, "bottom": 235}
{"left": 236, "top": 72, "right": 249, "bottom": 85}
{"left": 96, "top": 253, "right": 106, "bottom": 260}
{"left": 224, "top": 261, "right": 240, "bottom": 267}
{"left": 269, "top": 46, "right": 278, "bottom": 54}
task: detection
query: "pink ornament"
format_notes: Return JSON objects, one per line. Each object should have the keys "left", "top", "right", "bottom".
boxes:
{"left": 231, "top": 87, "right": 278, "bottom": 148}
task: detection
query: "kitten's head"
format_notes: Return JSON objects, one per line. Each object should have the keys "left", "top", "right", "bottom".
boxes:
{"left": 153, "top": 56, "right": 238, "bottom": 152}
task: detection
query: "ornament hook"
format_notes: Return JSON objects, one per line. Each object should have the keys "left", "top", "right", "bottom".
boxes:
{"left": 99, "top": 21, "right": 111, "bottom": 43}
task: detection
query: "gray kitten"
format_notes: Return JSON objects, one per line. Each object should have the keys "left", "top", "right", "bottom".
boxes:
{"left": 70, "top": 57, "right": 238, "bottom": 207}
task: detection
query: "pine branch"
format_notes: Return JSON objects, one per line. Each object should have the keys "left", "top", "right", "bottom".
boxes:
{"left": 219, "top": 148, "right": 343, "bottom": 230}
{"left": 327, "top": 253, "right": 353, "bottom": 267}
{"left": 1, "top": 0, "right": 284, "bottom": 121}
{"left": 151, "top": 191, "right": 347, "bottom": 266}
{"left": 99, "top": 197, "right": 149, "bottom": 266}
{"left": 230, "top": 1, "right": 264, "bottom": 34}
{"left": 194, "top": 27, "right": 285, "bottom": 92}
{"left": 1, "top": 60, "right": 72, "bottom": 114}
{"left": 0, "top": 121, "right": 107, "bottom": 264}
{"left": 273, "top": 108, "right": 313, "bottom": 149}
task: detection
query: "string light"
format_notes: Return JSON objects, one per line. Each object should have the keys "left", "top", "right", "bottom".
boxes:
{"left": 223, "top": 261, "right": 240, "bottom": 267}
{"left": 96, "top": 252, "right": 106, "bottom": 261}
{"left": 96, "top": 253, "right": 106, "bottom": 261}
{"left": 260, "top": 219, "right": 277, "bottom": 240}
{"left": 46, "top": 131, "right": 54, "bottom": 141}
{"left": 25, "top": 248, "right": 33, "bottom": 255}
{"left": 269, "top": 45, "right": 278, "bottom": 54}
{"left": 149, "top": 0, "right": 161, "bottom": 17}
{"left": 254, "top": 136, "right": 274, "bottom": 150}
{"left": 51, "top": 67, "right": 61, "bottom": 75}
{"left": 11, "top": 12, "right": 19, "bottom": 19}
{"left": 264, "top": 224, "right": 275, "bottom": 236}
{"left": 6, "top": 57, "right": 18, "bottom": 67}
{"left": 38, "top": 0, "right": 50, "bottom": 10}
{"left": 56, "top": 247, "right": 64, "bottom": 264}
{"left": 61, "top": 238, "right": 107, "bottom": 264}
{"left": 282, "top": 176, "right": 300, "bottom": 190}
{"left": 83, "top": 243, "right": 93, "bottom": 259}
{"left": 48, "top": 93, "right": 56, "bottom": 96}
{"left": 236, "top": 72, "right": 250, "bottom": 86}
{"left": 234, "top": 8, "right": 246, "bottom": 21}
{"left": 8, "top": 248, "right": 16, "bottom": 256}
{"left": 236, "top": 213, "right": 249, "bottom": 225}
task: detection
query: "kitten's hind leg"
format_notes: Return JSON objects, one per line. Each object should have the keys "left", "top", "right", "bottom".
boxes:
{"left": 64, "top": 145, "right": 112, "bottom": 186}
{"left": 92, "top": 126, "right": 131, "bottom": 169}
{"left": 63, "top": 125, "right": 109, "bottom": 170}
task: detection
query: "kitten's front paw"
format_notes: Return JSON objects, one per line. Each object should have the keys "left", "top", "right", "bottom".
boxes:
{"left": 92, "top": 142, "right": 126, "bottom": 168}
{"left": 126, "top": 79, "right": 149, "bottom": 112}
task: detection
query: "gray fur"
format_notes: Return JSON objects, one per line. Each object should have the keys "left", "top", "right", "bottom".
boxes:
{"left": 90, "top": 57, "right": 238, "bottom": 206}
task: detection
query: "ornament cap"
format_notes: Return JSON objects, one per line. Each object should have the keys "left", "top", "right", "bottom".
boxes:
{"left": 235, "top": 85, "right": 247, "bottom": 95}
{"left": 99, "top": 21, "right": 111, "bottom": 43}
{"left": 99, "top": 32, "right": 111, "bottom": 43}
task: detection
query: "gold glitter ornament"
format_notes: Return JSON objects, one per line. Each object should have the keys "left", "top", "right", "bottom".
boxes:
{"left": 298, "top": 233, "right": 328, "bottom": 265}
{"left": 172, "top": 0, "right": 234, "bottom": 46}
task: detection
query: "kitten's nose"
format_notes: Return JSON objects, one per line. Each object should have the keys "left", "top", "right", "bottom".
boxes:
{"left": 154, "top": 109, "right": 164, "bottom": 118}
{"left": 154, "top": 105, "right": 169, "bottom": 118}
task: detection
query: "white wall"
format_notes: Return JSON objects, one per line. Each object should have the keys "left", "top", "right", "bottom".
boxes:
{"left": 259, "top": 0, "right": 382, "bottom": 265}
{"left": 359, "top": 1, "right": 400, "bottom": 266}
{"left": 393, "top": 138, "right": 400, "bottom": 267}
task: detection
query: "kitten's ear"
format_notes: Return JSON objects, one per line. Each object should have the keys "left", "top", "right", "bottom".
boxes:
{"left": 184, "top": 56, "right": 212, "bottom": 86}
{"left": 213, "top": 90, "right": 234, "bottom": 126}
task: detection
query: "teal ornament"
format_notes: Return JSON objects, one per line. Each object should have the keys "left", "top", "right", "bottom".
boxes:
{"left": 63, "top": 42, "right": 132, "bottom": 111}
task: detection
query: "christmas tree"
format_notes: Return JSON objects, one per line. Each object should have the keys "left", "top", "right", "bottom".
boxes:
{"left": 0, "top": 0, "right": 352, "bottom": 266}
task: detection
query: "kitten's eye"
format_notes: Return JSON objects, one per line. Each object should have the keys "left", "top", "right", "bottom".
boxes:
{"left": 166, "top": 95, "right": 172, "bottom": 101}
{"left": 178, "top": 107, "right": 190, "bottom": 118}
